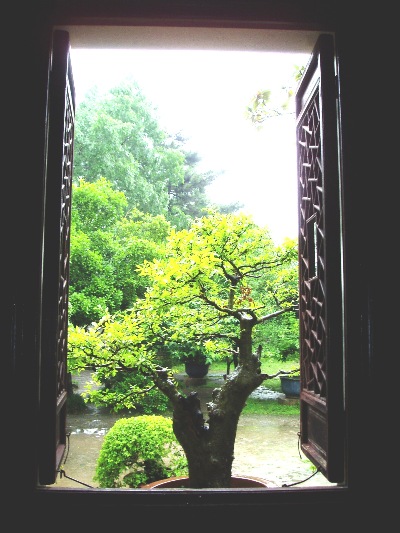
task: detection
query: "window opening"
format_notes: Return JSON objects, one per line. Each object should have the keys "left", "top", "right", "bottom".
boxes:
{"left": 44, "top": 29, "right": 344, "bottom": 486}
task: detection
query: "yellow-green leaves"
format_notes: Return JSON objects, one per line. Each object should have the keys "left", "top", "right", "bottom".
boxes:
{"left": 68, "top": 210, "right": 298, "bottom": 410}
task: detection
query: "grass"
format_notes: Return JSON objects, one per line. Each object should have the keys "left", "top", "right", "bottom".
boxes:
{"left": 243, "top": 398, "right": 299, "bottom": 415}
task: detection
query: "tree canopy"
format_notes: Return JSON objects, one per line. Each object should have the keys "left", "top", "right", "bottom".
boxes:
{"left": 69, "top": 177, "right": 171, "bottom": 326}
{"left": 69, "top": 210, "right": 298, "bottom": 402}
{"left": 73, "top": 79, "right": 235, "bottom": 230}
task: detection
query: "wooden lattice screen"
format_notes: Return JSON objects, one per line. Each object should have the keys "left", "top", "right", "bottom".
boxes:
{"left": 39, "top": 30, "right": 75, "bottom": 485}
{"left": 298, "top": 88, "right": 327, "bottom": 395}
{"left": 296, "top": 34, "right": 345, "bottom": 483}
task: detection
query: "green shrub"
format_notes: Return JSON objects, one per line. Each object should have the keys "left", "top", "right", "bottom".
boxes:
{"left": 66, "top": 392, "right": 87, "bottom": 413}
{"left": 94, "top": 415, "right": 188, "bottom": 488}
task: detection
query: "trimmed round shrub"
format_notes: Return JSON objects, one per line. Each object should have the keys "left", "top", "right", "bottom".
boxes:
{"left": 94, "top": 415, "right": 188, "bottom": 488}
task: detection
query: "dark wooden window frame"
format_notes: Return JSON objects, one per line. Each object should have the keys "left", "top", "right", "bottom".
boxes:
{"left": 38, "top": 26, "right": 347, "bottom": 502}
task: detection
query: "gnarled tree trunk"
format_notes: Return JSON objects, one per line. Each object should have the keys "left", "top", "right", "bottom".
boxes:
{"left": 155, "top": 319, "right": 265, "bottom": 488}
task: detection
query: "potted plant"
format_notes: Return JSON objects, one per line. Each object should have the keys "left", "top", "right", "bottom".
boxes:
{"left": 280, "top": 371, "right": 300, "bottom": 398}
{"left": 69, "top": 211, "right": 299, "bottom": 488}
{"left": 168, "top": 339, "right": 212, "bottom": 378}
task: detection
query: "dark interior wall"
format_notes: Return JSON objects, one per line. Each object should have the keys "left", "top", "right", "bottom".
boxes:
{"left": 4, "top": 0, "right": 387, "bottom": 526}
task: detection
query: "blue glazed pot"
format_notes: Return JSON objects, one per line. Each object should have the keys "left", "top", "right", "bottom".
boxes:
{"left": 280, "top": 376, "right": 300, "bottom": 398}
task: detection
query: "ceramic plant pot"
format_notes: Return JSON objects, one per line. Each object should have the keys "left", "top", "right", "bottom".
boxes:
{"left": 141, "top": 475, "right": 273, "bottom": 489}
{"left": 184, "top": 361, "right": 210, "bottom": 378}
{"left": 280, "top": 375, "right": 300, "bottom": 398}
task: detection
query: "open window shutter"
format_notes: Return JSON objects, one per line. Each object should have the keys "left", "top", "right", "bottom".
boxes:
{"left": 296, "top": 34, "right": 345, "bottom": 483}
{"left": 39, "top": 30, "right": 75, "bottom": 485}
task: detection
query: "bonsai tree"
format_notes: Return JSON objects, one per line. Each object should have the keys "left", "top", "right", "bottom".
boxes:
{"left": 68, "top": 210, "right": 299, "bottom": 488}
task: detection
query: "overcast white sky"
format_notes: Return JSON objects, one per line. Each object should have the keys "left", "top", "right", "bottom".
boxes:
{"left": 70, "top": 48, "right": 310, "bottom": 244}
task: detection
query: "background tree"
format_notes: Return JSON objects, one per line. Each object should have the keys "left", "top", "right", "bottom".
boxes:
{"left": 73, "top": 80, "right": 232, "bottom": 228}
{"left": 166, "top": 134, "right": 243, "bottom": 229}
{"left": 70, "top": 79, "right": 244, "bottom": 326}
{"left": 68, "top": 210, "right": 299, "bottom": 488}
{"left": 73, "top": 80, "right": 185, "bottom": 215}
{"left": 69, "top": 177, "right": 171, "bottom": 325}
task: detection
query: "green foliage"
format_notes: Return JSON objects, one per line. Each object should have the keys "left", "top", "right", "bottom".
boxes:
{"left": 68, "top": 313, "right": 159, "bottom": 402}
{"left": 255, "top": 312, "right": 299, "bottom": 361}
{"left": 245, "top": 64, "right": 305, "bottom": 127}
{"left": 69, "top": 178, "right": 171, "bottom": 325}
{"left": 94, "top": 415, "right": 188, "bottom": 488}
{"left": 68, "top": 212, "right": 298, "bottom": 410}
{"left": 73, "top": 81, "right": 229, "bottom": 230}
{"left": 68, "top": 210, "right": 299, "bottom": 411}
{"left": 89, "top": 370, "right": 171, "bottom": 414}
{"left": 73, "top": 81, "right": 184, "bottom": 215}
{"left": 111, "top": 208, "right": 171, "bottom": 306}
{"left": 71, "top": 176, "right": 128, "bottom": 233}
{"left": 137, "top": 210, "right": 298, "bottom": 361}
{"left": 162, "top": 339, "right": 215, "bottom": 365}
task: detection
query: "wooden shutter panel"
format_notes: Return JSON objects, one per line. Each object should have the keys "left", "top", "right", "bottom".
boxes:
{"left": 296, "top": 34, "right": 345, "bottom": 483}
{"left": 39, "top": 30, "right": 75, "bottom": 485}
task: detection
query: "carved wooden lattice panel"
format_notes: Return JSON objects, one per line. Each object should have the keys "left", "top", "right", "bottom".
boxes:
{"left": 56, "top": 78, "right": 74, "bottom": 403}
{"left": 57, "top": 78, "right": 74, "bottom": 408}
{"left": 39, "top": 30, "right": 75, "bottom": 485}
{"left": 296, "top": 34, "right": 345, "bottom": 483}
{"left": 298, "top": 92, "right": 327, "bottom": 398}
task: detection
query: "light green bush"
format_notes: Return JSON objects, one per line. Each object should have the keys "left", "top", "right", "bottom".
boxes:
{"left": 94, "top": 415, "right": 188, "bottom": 488}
